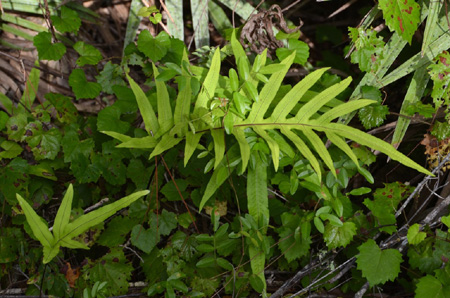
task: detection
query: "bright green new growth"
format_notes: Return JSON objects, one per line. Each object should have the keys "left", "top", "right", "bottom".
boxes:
{"left": 16, "top": 184, "right": 149, "bottom": 263}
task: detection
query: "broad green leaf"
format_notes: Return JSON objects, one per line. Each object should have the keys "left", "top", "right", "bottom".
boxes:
{"left": 357, "top": 239, "right": 402, "bottom": 286}
{"left": 0, "top": 140, "right": 23, "bottom": 159}
{"left": 130, "top": 224, "right": 157, "bottom": 254}
{"left": 415, "top": 275, "right": 450, "bottom": 298}
{"left": 21, "top": 66, "right": 39, "bottom": 110}
{"left": 152, "top": 63, "right": 173, "bottom": 135}
{"left": 53, "top": 184, "right": 73, "bottom": 240}
{"left": 358, "top": 101, "right": 389, "bottom": 129}
{"left": 74, "top": 41, "right": 102, "bottom": 66}
{"left": 137, "top": 30, "right": 170, "bottom": 61}
{"left": 407, "top": 223, "right": 426, "bottom": 245}
{"left": 324, "top": 221, "right": 356, "bottom": 249}
{"left": 69, "top": 69, "right": 101, "bottom": 100}
{"left": 16, "top": 194, "right": 54, "bottom": 250}
{"left": 34, "top": 32, "right": 66, "bottom": 61}
{"left": 275, "top": 39, "right": 309, "bottom": 65}
{"left": 51, "top": 6, "right": 81, "bottom": 34}
{"left": 379, "top": 0, "right": 420, "bottom": 44}
{"left": 126, "top": 74, "right": 159, "bottom": 134}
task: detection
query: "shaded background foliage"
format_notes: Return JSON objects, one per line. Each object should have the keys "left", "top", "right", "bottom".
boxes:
{"left": 0, "top": 0, "right": 450, "bottom": 297}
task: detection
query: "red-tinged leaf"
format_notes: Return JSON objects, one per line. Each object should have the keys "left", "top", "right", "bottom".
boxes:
{"left": 379, "top": 0, "right": 420, "bottom": 44}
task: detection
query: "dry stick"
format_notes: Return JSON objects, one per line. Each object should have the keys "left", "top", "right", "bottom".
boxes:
{"left": 187, "top": 0, "right": 211, "bottom": 51}
{"left": 274, "top": 153, "right": 450, "bottom": 297}
{"left": 281, "top": 0, "right": 303, "bottom": 12}
{"left": 395, "top": 152, "right": 450, "bottom": 218}
{"left": 159, "top": 155, "right": 200, "bottom": 233}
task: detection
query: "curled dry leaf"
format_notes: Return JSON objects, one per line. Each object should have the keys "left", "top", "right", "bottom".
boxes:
{"left": 240, "top": 4, "right": 303, "bottom": 57}
{"left": 421, "top": 133, "right": 450, "bottom": 171}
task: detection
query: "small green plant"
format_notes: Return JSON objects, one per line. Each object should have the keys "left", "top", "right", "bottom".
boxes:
{"left": 16, "top": 184, "right": 149, "bottom": 263}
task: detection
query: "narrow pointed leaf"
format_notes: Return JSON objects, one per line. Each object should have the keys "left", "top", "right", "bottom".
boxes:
{"left": 230, "top": 29, "right": 246, "bottom": 63}
{"left": 174, "top": 51, "right": 192, "bottom": 127}
{"left": 301, "top": 128, "right": 336, "bottom": 176}
{"left": 127, "top": 74, "right": 159, "bottom": 134}
{"left": 212, "top": 129, "right": 225, "bottom": 169}
{"left": 282, "top": 128, "right": 322, "bottom": 179}
{"left": 326, "top": 132, "right": 360, "bottom": 170}
{"left": 271, "top": 68, "right": 329, "bottom": 122}
{"left": 101, "top": 131, "right": 133, "bottom": 143}
{"left": 391, "top": 65, "right": 429, "bottom": 147}
{"left": 117, "top": 136, "right": 158, "bottom": 148}
{"left": 311, "top": 122, "right": 432, "bottom": 175}
{"left": 152, "top": 63, "right": 173, "bottom": 134}
{"left": 53, "top": 184, "right": 73, "bottom": 240}
{"left": 233, "top": 127, "right": 250, "bottom": 174}
{"left": 247, "top": 153, "right": 269, "bottom": 229}
{"left": 184, "top": 131, "right": 204, "bottom": 166}
{"left": 149, "top": 134, "right": 182, "bottom": 158}
{"left": 61, "top": 190, "right": 149, "bottom": 243}
{"left": 194, "top": 49, "right": 221, "bottom": 114}
{"left": 421, "top": 0, "right": 443, "bottom": 56}
{"left": 296, "top": 77, "right": 352, "bottom": 122}
{"left": 16, "top": 194, "right": 54, "bottom": 249}
{"left": 317, "top": 100, "right": 376, "bottom": 124}
{"left": 254, "top": 127, "right": 280, "bottom": 171}
{"left": 247, "top": 52, "right": 295, "bottom": 123}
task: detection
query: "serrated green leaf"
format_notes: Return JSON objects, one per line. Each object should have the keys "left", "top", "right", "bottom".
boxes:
{"left": 34, "top": 32, "right": 66, "bottom": 61}
{"left": 51, "top": 6, "right": 81, "bottom": 34}
{"left": 407, "top": 223, "right": 426, "bottom": 245}
{"left": 324, "top": 221, "right": 356, "bottom": 249}
{"left": 130, "top": 224, "right": 157, "bottom": 253}
{"left": 137, "top": 30, "right": 170, "bottom": 61}
{"left": 379, "top": 0, "right": 420, "bottom": 44}
{"left": 74, "top": 41, "right": 102, "bottom": 66}
{"left": 415, "top": 275, "right": 450, "bottom": 298}
{"left": 69, "top": 69, "right": 101, "bottom": 99}
{"left": 357, "top": 239, "right": 403, "bottom": 286}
